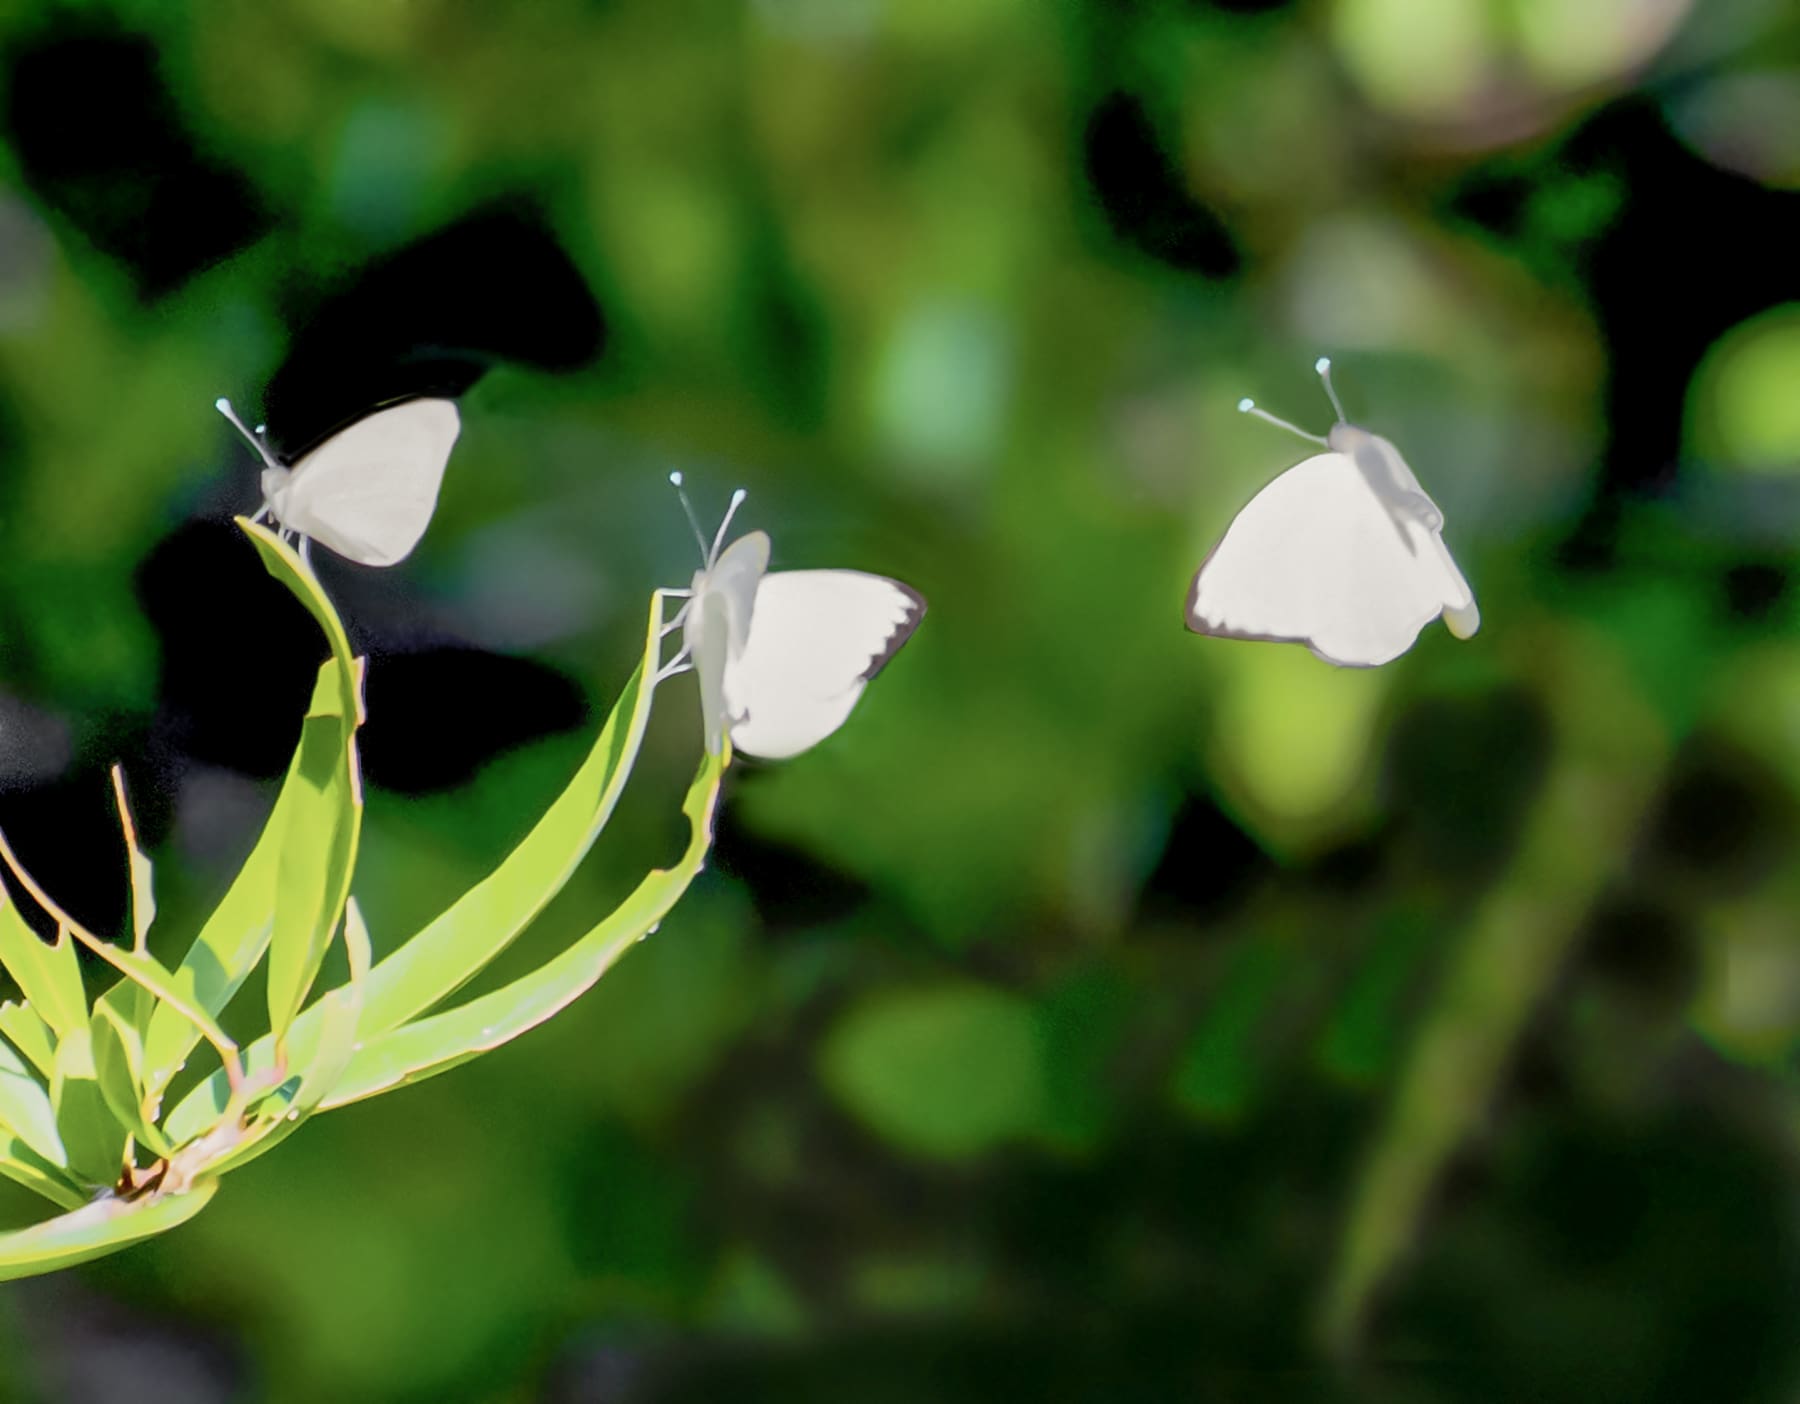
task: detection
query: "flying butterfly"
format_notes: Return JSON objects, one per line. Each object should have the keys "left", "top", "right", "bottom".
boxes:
{"left": 1185, "top": 358, "right": 1480, "bottom": 668}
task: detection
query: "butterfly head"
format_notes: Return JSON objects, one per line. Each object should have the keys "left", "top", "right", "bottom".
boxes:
{"left": 668, "top": 471, "right": 749, "bottom": 575}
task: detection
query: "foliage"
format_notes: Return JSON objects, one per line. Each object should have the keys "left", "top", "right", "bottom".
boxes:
{"left": 0, "top": 521, "right": 723, "bottom": 1279}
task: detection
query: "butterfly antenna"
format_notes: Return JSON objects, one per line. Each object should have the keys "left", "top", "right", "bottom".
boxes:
{"left": 668, "top": 471, "right": 712, "bottom": 561}
{"left": 708, "top": 488, "right": 747, "bottom": 565}
{"left": 1237, "top": 397, "right": 1328, "bottom": 447}
{"left": 215, "top": 397, "right": 277, "bottom": 467}
{"left": 1314, "top": 356, "right": 1348, "bottom": 423}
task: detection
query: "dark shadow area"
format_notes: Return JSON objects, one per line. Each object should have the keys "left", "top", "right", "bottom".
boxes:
{"left": 1082, "top": 91, "right": 1241, "bottom": 279}
{"left": 1, "top": 23, "right": 271, "bottom": 298}
{"left": 260, "top": 204, "right": 608, "bottom": 457}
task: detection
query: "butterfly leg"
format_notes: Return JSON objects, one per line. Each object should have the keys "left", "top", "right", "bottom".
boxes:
{"left": 298, "top": 535, "right": 315, "bottom": 570}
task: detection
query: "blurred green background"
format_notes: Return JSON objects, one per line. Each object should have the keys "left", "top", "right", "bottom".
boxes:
{"left": 0, "top": 0, "right": 1797, "bottom": 1399}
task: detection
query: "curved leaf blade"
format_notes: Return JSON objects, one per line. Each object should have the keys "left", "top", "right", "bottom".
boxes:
{"left": 142, "top": 521, "right": 363, "bottom": 1090}
{"left": 164, "top": 591, "right": 676, "bottom": 1146}
{"left": 322, "top": 744, "right": 725, "bottom": 1109}
{"left": 0, "top": 894, "right": 85, "bottom": 1039}
{"left": 0, "top": 1180, "right": 217, "bottom": 1282}
{"left": 0, "top": 1032, "right": 66, "bottom": 1170}
{"left": 0, "top": 1134, "right": 85, "bottom": 1211}
{"left": 50, "top": 1031, "right": 127, "bottom": 1188}
{"left": 354, "top": 591, "right": 671, "bottom": 1036}
{"left": 0, "top": 1003, "right": 54, "bottom": 1080}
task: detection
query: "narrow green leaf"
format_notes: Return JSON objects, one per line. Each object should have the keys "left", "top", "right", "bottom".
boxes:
{"left": 236, "top": 519, "right": 363, "bottom": 1045}
{"left": 0, "top": 894, "right": 86, "bottom": 1039}
{"left": 322, "top": 745, "right": 725, "bottom": 1109}
{"left": 0, "top": 1133, "right": 85, "bottom": 1210}
{"left": 110, "top": 766, "right": 157, "bottom": 953}
{"left": 186, "top": 897, "right": 375, "bottom": 1181}
{"left": 50, "top": 1032, "right": 127, "bottom": 1188}
{"left": 263, "top": 659, "right": 363, "bottom": 1042}
{"left": 91, "top": 1005, "right": 169, "bottom": 1159}
{"left": 355, "top": 589, "right": 671, "bottom": 1036}
{"left": 0, "top": 1032, "right": 66, "bottom": 1169}
{"left": 71, "top": 942, "right": 236, "bottom": 1072}
{"left": 141, "top": 520, "right": 363, "bottom": 1092}
{"left": 164, "top": 589, "right": 679, "bottom": 1145}
{"left": 0, "top": 1179, "right": 217, "bottom": 1282}
{"left": 95, "top": 771, "right": 161, "bottom": 1049}
{"left": 0, "top": 1002, "right": 55, "bottom": 1079}
{"left": 238, "top": 516, "right": 361, "bottom": 716}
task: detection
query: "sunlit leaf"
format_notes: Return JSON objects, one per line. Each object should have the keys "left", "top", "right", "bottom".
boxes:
{"left": 0, "top": 893, "right": 86, "bottom": 1039}
{"left": 0, "top": 1133, "right": 85, "bottom": 1212}
{"left": 263, "top": 659, "right": 365, "bottom": 1044}
{"left": 191, "top": 898, "right": 377, "bottom": 1182}
{"left": 163, "top": 591, "right": 676, "bottom": 1145}
{"left": 0, "top": 1002, "right": 55, "bottom": 1080}
{"left": 0, "top": 1029, "right": 67, "bottom": 1171}
{"left": 91, "top": 1002, "right": 170, "bottom": 1159}
{"left": 0, "top": 1180, "right": 218, "bottom": 1281}
{"left": 134, "top": 520, "right": 364, "bottom": 1098}
{"left": 319, "top": 743, "right": 725, "bottom": 1109}
{"left": 110, "top": 765, "right": 157, "bottom": 953}
{"left": 352, "top": 591, "right": 669, "bottom": 1037}
{"left": 49, "top": 1030, "right": 127, "bottom": 1188}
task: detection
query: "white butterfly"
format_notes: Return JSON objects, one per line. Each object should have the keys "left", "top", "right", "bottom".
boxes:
{"left": 660, "top": 474, "right": 925, "bottom": 759}
{"left": 1186, "top": 358, "right": 1480, "bottom": 668}
{"left": 216, "top": 395, "right": 461, "bottom": 567}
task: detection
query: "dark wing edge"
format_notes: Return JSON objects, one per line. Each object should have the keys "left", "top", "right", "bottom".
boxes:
{"left": 859, "top": 578, "right": 927, "bottom": 683}
{"left": 1183, "top": 559, "right": 1389, "bottom": 671}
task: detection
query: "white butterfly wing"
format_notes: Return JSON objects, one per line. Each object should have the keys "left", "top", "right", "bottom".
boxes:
{"left": 274, "top": 398, "right": 461, "bottom": 566}
{"left": 687, "top": 531, "right": 771, "bottom": 756}
{"left": 1187, "top": 452, "right": 1475, "bottom": 668}
{"left": 725, "top": 570, "right": 925, "bottom": 759}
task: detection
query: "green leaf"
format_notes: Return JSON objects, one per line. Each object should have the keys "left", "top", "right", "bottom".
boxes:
{"left": 320, "top": 744, "right": 725, "bottom": 1110}
{"left": 263, "top": 658, "right": 365, "bottom": 1043}
{"left": 236, "top": 518, "right": 364, "bottom": 1046}
{"left": 0, "top": 893, "right": 86, "bottom": 1039}
{"left": 110, "top": 766, "right": 157, "bottom": 953}
{"left": 0, "top": 1133, "right": 85, "bottom": 1211}
{"left": 0, "top": 1002, "right": 55, "bottom": 1079}
{"left": 163, "top": 589, "right": 679, "bottom": 1146}
{"left": 820, "top": 982, "right": 1048, "bottom": 1160}
{"left": 0, "top": 1031, "right": 67, "bottom": 1170}
{"left": 70, "top": 941, "right": 237, "bottom": 1077}
{"left": 91, "top": 1004, "right": 169, "bottom": 1159}
{"left": 0, "top": 1179, "right": 218, "bottom": 1281}
{"left": 184, "top": 896, "right": 377, "bottom": 1182}
{"left": 354, "top": 591, "right": 670, "bottom": 1038}
{"left": 140, "top": 520, "right": 364, "bottom": 1091}
{"left": 49, "top": 1031, "right": 128, "bottom": 1188}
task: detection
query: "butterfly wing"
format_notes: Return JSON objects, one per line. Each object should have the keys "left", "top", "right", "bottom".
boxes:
{"left": 1186, "top": 452, "right": 1474, "bottom": 668}
{"left": 274, "top": 398, "right": 461, "bottom": 565}
{"left": 687, "top": 531, "right": 771, "bottom": 756}
{"left": 724, "top": 570, "right": 925, "bottom": 759}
